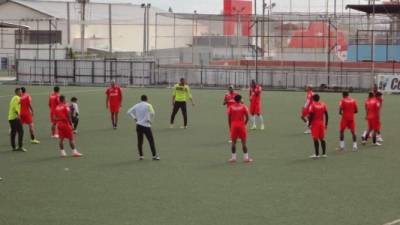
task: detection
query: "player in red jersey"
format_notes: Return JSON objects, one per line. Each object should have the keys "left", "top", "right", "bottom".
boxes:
{"left": 308, "top": 94, "right": 329, "bottom": 158}
{"left": 301, "top": 85, "right": 314, "bottom": 134}
{"left": 49, "top": 86, "right": 61, "bottom": 138}
{"left": 361, "top": 92, "right": 381, "bottom": 146}
{"left": 55, "top": 95, "right": 83, "bottom": 157}
{"left": 249, "top": 80, "right": 264, "bottom": 130}
{"left": 106, "top": 80, "right": 123, "bottom": 129}
{"left": 227, "top": 95, "right": 253, "bottom": 163}
{"left": 223, "top": 86, "right": 239, "bottom": 142}
{"left": 20, "top": 87, "right": 40, "bottom": 144}
{"left": 338, "top": 91, "right": 358, "bottom": 151}
{"left": 375, "top": 92, "right": 384, "bottom": 142}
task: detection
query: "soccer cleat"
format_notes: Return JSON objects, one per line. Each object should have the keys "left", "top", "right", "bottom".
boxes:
{"left": 139, "top": 156, "right": 144, "bottom": 160}
{"left": 113, "top": 126, "right": 117, "bottom": 130}
{"left": 73, "top": 130, "right": 78, "bottom": 134}
{"left": 60, "top": 150, "right": 67, "bottom": 158}
{"left": 260, "top": 124, "right": 265, "bottom": 130}
{"left": 228, "top": 158, "right": 237, "bottom": 163}
{"left": 321, "top": 154, "right": 328, "bottom": 158}
{"left": 373, "top": 142, "right": 382, "bottom": 147}
{"left": 228, "top": 139, "right": 232, "bottom": 143}
{"left": 72, "top": 150, "right": 83, "bottom": 157}
{"left": 309, "top": 154, "right": 319, "bottom": 159}
{"left": 377, "top": 136, "right": 384, "bottom": 142}
{"left": 152, "top": 156, "right": 161, "bottom": 161}
{"left": 51, "top": 134, "right": 59, "bottom": 139}
{"left": 16, "top": 147, "right": 27, "bottom": 152}
{"left": 250, "top": 125, "right": 256, "bottom": 130}
{"left": 243, "top": 157, "right": 254, "bottom": 163}
{"left": 304, "top": 128, "right": 311, "bottom": 134}
{"left": 180, "top": 126, "right": 188, "bottom": 129}
{"left": 30, "top": 139, "right": 40, "bottom": 144}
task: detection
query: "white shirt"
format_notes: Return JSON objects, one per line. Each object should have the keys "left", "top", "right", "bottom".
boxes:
{"left": 70, "top": 102, "right": 79, "bottom": 117}
{"left": 127, "top": 101, "right": 155, "bottom": 127}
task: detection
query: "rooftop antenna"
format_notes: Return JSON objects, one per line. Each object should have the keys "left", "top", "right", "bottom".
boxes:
{"left": 77, "top": 0, "right": 89, "bottom": 56}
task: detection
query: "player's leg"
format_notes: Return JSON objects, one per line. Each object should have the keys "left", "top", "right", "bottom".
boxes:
{"left": 69, "top": 138, "right": 82, "bottom": 157}
{"left": 136, "top": 125, "right": 145, "bottom": 159}
{"left": 310, "top": 124, "right": 321, "bottom": 158}
{"left": 59, "top": 138, "right": 66, "bottom": 157}
{"left": 311, "top": 139, "right": 320, "bottom": 158}
{"left": 144, "top": 127, "right": 159, "bottom": 160}
{"left": 229, "top": 126, "right": 238, "bottom": 162}
{"left": 9, "top": 120, "right": 17, "bottom": 150}
{"left": 181, "top": 102, "right": 188, "bottom": 128}
{"left": 351, "top": 123, "right": 358, "bottom": 151}
{"left": 250, "top": 114, "right": 256, "bottom": 129}
{"left": 51, "top": 113, "right": 58, "bottom": 137}
{"left": 114, "top": 112, "right": 119, "bottom": 129}
{"left": 16, "top": 119, "right": 25, "bottom": 151}
{"left": 257, "top": 112, "right": 265, "bottom": 130}
{"left": 72, "top": 116, "right": 79, "bottom": 133}
{"left": 170, "top": 102, "right": 180, "bottom": 127}
{"left": 339, "top": 130, "right": 345, "bottom": 151}
{"left": 321, "top": 139, "right": 327, "bottom": 157}
{"left": 28, "top": 123, "right": 40, "bottom": 144}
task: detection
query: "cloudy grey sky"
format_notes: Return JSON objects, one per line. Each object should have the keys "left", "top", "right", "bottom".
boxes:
{"left": 104, "top": 0, "right": 366, "bottom": 14}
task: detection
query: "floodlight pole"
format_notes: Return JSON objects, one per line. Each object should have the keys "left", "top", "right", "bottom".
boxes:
{"left": 109, "top": 4, "right": 112, "bottom": 54}
{"left": 80, "top": 1, "right": 86, "bottom": 56}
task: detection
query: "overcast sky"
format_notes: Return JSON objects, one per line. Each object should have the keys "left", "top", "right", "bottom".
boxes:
{"left": 102, "top": 0, "right": 367, "bottom": 14}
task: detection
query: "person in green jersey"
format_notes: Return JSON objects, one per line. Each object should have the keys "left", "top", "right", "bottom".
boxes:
{"left": 170, "top": 78, "right": 195, "bottom": 129}
{"left": 8, "top": 88, "right": 26, "bottom": 152}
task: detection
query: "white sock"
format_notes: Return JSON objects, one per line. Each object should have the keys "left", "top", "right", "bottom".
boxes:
{"left": 72, "top": 149, "right": 78, "bottom": 153}
{"left": 362, "top": 131, "right": 367, "bottom": 139}
{"left": 258, "top": 115, "right": 264, "bottom": 125}
{"left": 340, "top": 141, "right": 345, "bottom": 149}
{"left": 251, "top": 116, "right": 256, "bottom": 126}
{"left": 353, "top": 142, "right": 358, "bottom": 148}
{"left": 231, "top": 153, "right": 237, "bottom": 159}
{"left": 244, "top": 153, "right": 249, "bottom": 159}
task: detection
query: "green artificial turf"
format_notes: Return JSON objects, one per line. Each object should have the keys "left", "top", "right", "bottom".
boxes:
{"left": 0, "top": 85, "right": 399, "bottom": 225}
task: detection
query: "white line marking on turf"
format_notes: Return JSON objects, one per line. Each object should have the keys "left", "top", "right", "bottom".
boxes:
{"left": 383, "top": 219, "right": 400, "bottom": 225}
{"left": 0, "top": 89, "right": 103, "bottom": 98}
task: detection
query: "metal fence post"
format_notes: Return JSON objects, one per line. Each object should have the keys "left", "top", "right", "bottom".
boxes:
{"left": 54, "top": 60, "right": 58, "bottom": 83}
{"left": 130, "top": 61, "right": 133, "bottom": 85}
{"left": 91, "top": 61, "right": 95, "bottom": 84}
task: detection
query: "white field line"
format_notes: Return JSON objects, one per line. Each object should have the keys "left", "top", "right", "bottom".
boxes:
{"left": 0, "top": 89, "right": 103, "bottom": 99}
{"left": 383, "top": 219, "right": 400, "bottom": 225}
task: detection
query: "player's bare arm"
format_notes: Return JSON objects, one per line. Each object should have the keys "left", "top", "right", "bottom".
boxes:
{"left": 325, "top": 111, "right": 329, "bottom": 128}
{"left": 106, "top": 96, "right": 109, "bottom": 109}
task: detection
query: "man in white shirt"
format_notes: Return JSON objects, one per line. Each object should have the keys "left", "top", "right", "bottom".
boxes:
{"left": 127, "top": 95, "right": 160, "bottom": 160}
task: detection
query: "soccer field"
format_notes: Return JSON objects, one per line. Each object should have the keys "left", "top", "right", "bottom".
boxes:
{"left": 0, "top": 84, "right": 399, "bottom": 225}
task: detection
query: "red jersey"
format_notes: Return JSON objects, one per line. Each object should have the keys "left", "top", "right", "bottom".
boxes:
{"left": 365, "top": 98, "right": 380, "bottom": 120}
{"left": 106, "top": 86, "right": 123, "bottom": 106}
{"left": 49, "top": 92, "right": 60, "bottom": 112}
{"left": 339, "top": 97, "right": 358, "bottom": 121}
{"left": 20, "top": 93, "right": 32, "bottom": 115}
{"left": 228, "top": 103, "right": 249, "bottom": 126}
{"left": 55, "top": 103, "right": 70, "bottom": 124}
{"left": 309, "top": 102, "right": 327, "bottom": 125}
{"left": 250, "top": 85, "right": 262, "bottom": 103}
{"left": 224, "top": 91, "right": 239, "bottom": 108}
{"left": 305, "top": 90, "right": 314, "bottom": 108}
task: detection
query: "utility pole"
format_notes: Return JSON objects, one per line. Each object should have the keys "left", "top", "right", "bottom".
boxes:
{"left": 109, "top": 4, "right": 112, "bottom": 54}
{"left": 78, "top": 0, "right": 88, "bottom": 56}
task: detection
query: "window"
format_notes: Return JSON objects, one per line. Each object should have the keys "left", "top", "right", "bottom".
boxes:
{"left": 15, "top": 30, "right": 62, "bottom": 45}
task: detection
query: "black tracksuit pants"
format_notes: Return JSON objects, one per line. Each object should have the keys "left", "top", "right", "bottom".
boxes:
{"left": 9, "top": 119, "right": 23, "bottom": 149}
{"left": 170, "top": 101, "right": 187, "bottom": 126}
{"left": 136, "top": 125, "right": 157, "bottom": 157}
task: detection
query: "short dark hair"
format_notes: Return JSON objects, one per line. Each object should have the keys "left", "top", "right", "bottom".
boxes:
{"left": 376, "top": 91, "right": 382, "bottom": 97}
{"left": 312, "top": 94, "right": 320, "bottom": 102}
{"left": 21, "top": 87, "right": 26, "bottom": 93}
{"left": 141, "top": 95, "right": 148, "bottom": 101}
{"left": 59, "top": 95, "right": 65, "bottom": 102}
{"left": 368, "top": 92, "right": 374, "bottom": 98}
{"left": 342, "top": 91, "right": 349, "bottom": 97}
{"left": 14, "top": 88, "right": 21, "bottom": 94}
{"left": 180, "top": 78, "right": 185, "bottom": 83}
{"left": 71, "top": 97, "right": 77, "bottom": 102}
{"left": 54, "top": 86, "right": 60, "bottom": 92}
{"left": 234, "top": 95, "right": 242, "bottom": 102}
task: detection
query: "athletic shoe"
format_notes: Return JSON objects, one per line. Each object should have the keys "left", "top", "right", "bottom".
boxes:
{"left": 31, "top": 139, "right": 40, "bottom": 144}
{"left": 113, "top": 126, "right": 117, "bottom": 130}
{"left": 73, "top": 130, "right": 78, "bottom": 134}
{"left": 72, "top": 150, "right": 83, "bottom": 157}
{"left": 352, "top": 145, "right": 358, "bottom": 152}
{"left": 304, "top": 129, "right": 311, "bottom": 134}
{"left": 309, "top": 154, "right": 319, "bottom": 159}
{"left": 377, "top": 137, "right": 384, "bottom": 142}
{"left": 243, "top": 157, "right": 254, "bottom": 163}
{"left": 373, "top": 142, "right": 382, "bottom": 147}
{"left": 260, "top": 124, "right": 265, "bottom": 130}
{"left": 228, "top": 139, "right": 232, "bottom": 143}
{"left": 250, "top": 125, "right": 256, "bottom": 130}
{"left": 139, "top": 156, "right": 144, "bottom": 160}
{"left": 60, "top": 150, "right": 67, "bottom": 158}
{"left": 16, "top": 147, "right": 27, "bottom": 152}
{"left": 321, "top": 154, "right": 328, "bottom": 158}
{"left": 152, "top": 156, "right": 160, "bottom": 161}
{"left": 228, "top": 158, "right": 237, "bottom": 163}
{"left": 51, "top": 134, "right": 59, "bottom": 139}
{"left": 180, "top": 126, "right": 187, "bottom": 129}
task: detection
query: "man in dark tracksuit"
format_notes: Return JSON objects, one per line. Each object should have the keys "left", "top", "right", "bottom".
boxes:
{"left": 170, "top": 78, "right": 195, "bottom": 129}
{"left": 8, "top": 88, "right": 26, "bottom": 152}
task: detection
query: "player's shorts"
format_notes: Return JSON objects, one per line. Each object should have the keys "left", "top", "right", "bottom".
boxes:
{"left": 340, "top": 119, "right": 355, "bottom": 132}
{"left": 50, "top": 112, "right": 56, "bottom": 125}
{"left": 249, "top": 101, "right": 261, "bottom": 115}
{"left": 311, "top": 122, "right": 326, "bottom": 140}
{"left": 20, "top": 113, "right": 32, "bottom": 125}
{"left": 109, "top": 104, "right": 120, "bottom": 113}
{"left": 230, "top": 123, "right": 247, "bottom": 142}
{"left": 368, "top": 118, "right": 380, "bottom": 131}
{"left": 301, "top": 107, "right": 310, "bottom": 118}
{"left": 57, "top": 122, "right": 74, "bottom": 140}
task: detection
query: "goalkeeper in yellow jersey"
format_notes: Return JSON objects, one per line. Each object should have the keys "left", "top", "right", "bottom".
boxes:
{"left": 170, "top": 78, "right": 195, "bottom": 129}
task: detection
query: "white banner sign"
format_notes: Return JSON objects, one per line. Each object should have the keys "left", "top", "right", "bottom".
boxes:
{"left": 377, "top": 74, "right": 400, "bottom": 93}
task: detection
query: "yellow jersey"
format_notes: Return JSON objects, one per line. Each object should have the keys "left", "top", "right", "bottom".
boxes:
{"left": 172, "top": 84, "right": 192, "bottom": 102}
{"left": 8, "top": 95, "right": 21, "bottom": 121}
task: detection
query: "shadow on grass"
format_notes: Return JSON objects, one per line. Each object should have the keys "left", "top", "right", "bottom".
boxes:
{"left": 22, "top": 156, "right": 61, "bottom": 163}
{"left": 101, "top": 159, "right": 155, "bottom": 168}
